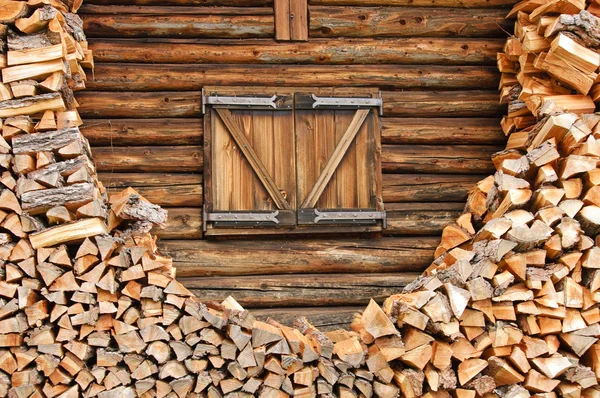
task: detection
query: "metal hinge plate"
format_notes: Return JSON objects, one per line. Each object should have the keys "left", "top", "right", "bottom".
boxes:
{"left": 203, "top": 206, "right": 291, "bottom": 231}
{"left": 309, "top": 93, "right": 383, "bottom": 115}
{"left": 202, "top": 88, "right": 292, "bottom": 113}
{"left": 298, "top": 208, "right": 387, "bottom": 227}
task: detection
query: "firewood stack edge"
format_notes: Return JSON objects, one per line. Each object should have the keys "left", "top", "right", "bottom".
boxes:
{"left": 5, "top": 0, "right": 600, "bottom": 397}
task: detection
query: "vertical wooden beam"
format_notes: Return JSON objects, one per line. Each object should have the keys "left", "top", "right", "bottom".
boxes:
{"left": 290, "top": 0, "right": 308, "bottom": 41}
{"left": 274, "top": 0, "right": 291, "bottom": 41}
{"left": 274, "top": 0, "right": 307, "bottom": 41}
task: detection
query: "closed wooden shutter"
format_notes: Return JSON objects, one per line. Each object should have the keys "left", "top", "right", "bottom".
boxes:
{"left": 203, "top": 88, "right": 296, "bottom": 233}
{"left": 295, "top": 89, "right": 384, "bottom": 228}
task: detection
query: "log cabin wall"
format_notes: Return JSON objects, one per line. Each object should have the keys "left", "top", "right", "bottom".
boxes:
{"left": 76, "top": 0, "right": 515, "bottom": 330}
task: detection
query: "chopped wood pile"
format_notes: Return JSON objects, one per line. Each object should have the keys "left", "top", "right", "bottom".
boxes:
{"left": 5, "top": 0, "right": 600, "bottom": 397}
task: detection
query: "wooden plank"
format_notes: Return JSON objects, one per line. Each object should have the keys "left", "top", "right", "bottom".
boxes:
{"left": 215, "top": 108, "right": 292, "bottom": 210}
{"left": 154, "top": 203, "right": 461, "bottom": 239}
{"left": 82, "top": 14, "right": 274, "bottom": 38}
{"left": 77, "top": 91, "right": 201, "bottom": 118}
{"left": 77, "top": 91, "right": 501, "bottom": 119}
{"left": 252, "top": 306, "right": 362, "bottom": 332}
{"left": 95, "top": 172, "right": 479, "bottom": 207}
{"left": 290, "top": 0, "right": 308, "bottom": 40}
{"left": 382, "top": 144, "right": 500, "bottom": 174}
{"left": 382, "top": 91, "right": 503, "bottom": 117}
{"left": 382, "top": 174, "right": 483, "bottom": 203}
{"left": 88, "top": 38, "right": 503, "bottom": 65}
{"left": 92, "top": 146, "right": 202, "bottom": 172}
{"left": 180, "top": 272, "right": 421, "bottom": 307}
{"left": 309, "top": 0, "right": 517, "bottom": 6}
{"left": 274, "top": 0, "right": 291, "bottom": 40}
{"left": 382, "top": 118, "right": 505, "bottom": 145}
{"left": 86, "top": 64, "right": 500, "bottom": 91}
{"left": 301, "top": 109, "right": 369, "bottom": 208}
{"left": 158, "top": 237, "right": 438, "bottom": 277}
{"left": 80, "top": 118, "right": 202, "bottom": 146}
{"left": 310, "top": 6, "right": 512, "bottom": 38}
{"left": 153, "top": 207, "right": 203, "bottom": 239}
{"left": 80, "top": 5, "right": 274, "bottom": 14}
{"left": 100, "top": 173, "right": 203, "bottom": 207}
{"left": 84, "top": 0, "right": 271, "bottom": 5}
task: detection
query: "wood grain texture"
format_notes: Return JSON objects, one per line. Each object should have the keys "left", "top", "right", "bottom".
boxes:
{"left": 81, "top": 5, "right": 274, "bottom": 14}
{"left": 180, "top": 272, "right": 421, "bottom": 307}
{"left": 382, "top": 144, "right": 500, "bottom": 174}
{"left": 92, "top": 146, "right": 203, "bottom": 172}
{"left": 153, "top": 203, "right": 462, "bottom": 239}
{"left": 161, "top": 237, "right": 437, "bottom": 276}
{"left": 86, "top": 64, "right": 499, "bottom": 91}
{"left": 252, "top": 306, "right": 362, "bottom": 332}
{"left": 77, "top": 91, "right": 501, "bottom": 119}
{"left": 382, "top": 118, "right": 504, "bottom": 145}
{"left": 83, "top": 0, "right": 272, "bottom": 5}
{"left": 77, "top": 91, "right": 201, "bottom": 118}
{"left": 309, "top": 0, "right": 517, "bottom": 7}
{"left": 310, "top": 6, "right": 512, "bottom": 38}
{"left": 83, "top": 13, "right": 274, "bottom": 38}
{"left": 100, "top": 172, "right": 202, "bottom": 207}
{"left": 383, "top": 174, "right": 483, "bottom": 203}
{"left": 81, "top": 118, "right": 202, "bottom": 146}
{"left": 88, "top": 38, "right": 503, "bottom": 65}
{"left": 382, "top": 91, "right": 504, "bottom": 117}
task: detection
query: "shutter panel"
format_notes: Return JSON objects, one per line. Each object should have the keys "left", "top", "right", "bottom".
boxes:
{"left": 295, "top": 90, "right": 385, "bottom": 228}
{"left": 203, "top": 88, "right": 296, "bottom": 233}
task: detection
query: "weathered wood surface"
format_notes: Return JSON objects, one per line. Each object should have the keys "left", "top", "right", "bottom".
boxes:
{"left": 81, "top": 119, "right": 202, "bottom": 145}
{"left": 95, "top": 172, "right": 476, "bottom": 207}
{"left": 90, "top": 144, "right": 495, "bottom": 174}
{"left": 382, "top": 91, "right": 504, "bottom": 117}
{"left": 159, "top": 237, "right": 438, "bottom": 276}
{"left": 85, "top": 0, "right": 271, "bottom": 5}
{"left": 88, "top": 38, "right": 503, "bottom": 65}
{"left": 383, "top": 174, "right": 483, "bottom": 202}
{"left": 83, "top": 13, "right": 274, "bottom": 38}
{"left": 181, "top": 272, "right": 421, "bottom": 307}
{"left": 77, "top": 91, "right": 501, "bottom": 118}
{"left": 252, "top": 306, "right": 362, "bottom": 332}
{"left": 382, "top": 118, "right": 504, "bottom": 144}
{"left": 92, "top": 146, "right": 203, "bottom": 172}
{"left": 77, "top": 92, "right": 201, "bottom": 118}
{"left": 81, "top": 5, "right": 274, "bottom": 14}
{"left": 153, "top": 203, "right": 462, "bottom": 239}
{"left": 382, "top": 144, "right": 499, "bottom": 174}
{"left": 310, "top": 7, "right": 512, "bottom": 38}
{"left": 101, "top": 172, "right": 203, "bottom": 207}
{"left": 86, "top": 64, "right": 499, "bottom": 91}
{"left": 310, "top": 0, "right": 516, "bottom": 6}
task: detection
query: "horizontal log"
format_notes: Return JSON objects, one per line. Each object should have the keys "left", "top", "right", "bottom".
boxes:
{"left": 310, "top": 6, "right": 512, "bottom": 38}
{"left": 88, "top": 38, "right": 503, "bottom": 65}
{"left": 101, "top": 173, "right": 202, "bottom": 207}
{"left": 81, "top": 118, "right": 202, "bottom": 146}
{"left": 91, "top": 143, "right": 495, "bottom": 174}
{"left": 383, "top": 173, "right": 483, "bottom": 202}
{"left": 84, "top": 0, "right": 272, "bottom": 6}
{"left": 83, "top": 14, "right": 273, "bottom": 39}
{"left": 180, "top": 272, "right": 420, "bottom": 307}
{"left": 81, "top": 5, "right": 274, "bottom": 14}
{"left": 309, "top": 0, "right": 517, "bottom": 7}
{"left": 77, "top": 91, "right": 503, "bottom": 119}
{"left": 154, "top": 203, "right": 462, "bottom": 239}
{"left": 382, "top": 91, "right": 504, "bottom": 118}
{"left": 382, "top": 144, "right": 500, "bottom": 174}
{"left": 159, "top": 237, "right": 438, "bottom": 277}
{"left": 252, "top": 306, "right": 363, "bottom": 332}
{"left": 96, "top": 172, "right": 477, "bottom": 207}
{"left": 77, "top": 92, "right": 200, "bottom": 119}
{"left": 86, "top": 64, "right": 499, "bottom": 91}
{"left": 92, "top": 146, "right": 203, "bottom": 172}
{"left": 382, "top": 117, "right": 505, "bottom": 144}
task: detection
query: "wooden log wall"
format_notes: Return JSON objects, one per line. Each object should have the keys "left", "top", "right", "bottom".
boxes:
{"left": 78, "top": 0, "right": 515, "bottom": 329}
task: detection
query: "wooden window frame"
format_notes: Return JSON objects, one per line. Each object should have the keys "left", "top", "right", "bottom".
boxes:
{"left": 202, "top": 86, "right": 384, "bottom": 237}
